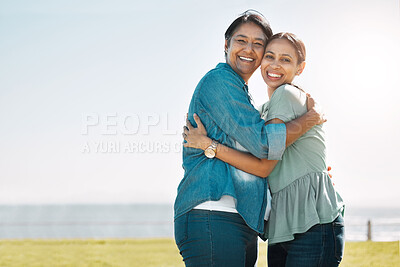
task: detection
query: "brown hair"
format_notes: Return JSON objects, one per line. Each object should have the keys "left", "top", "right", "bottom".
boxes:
{"left": 267, "top": 32, "right": 306, "bottom": 64}
{"left": 224, "top": 10, "right": 273, "bottom": 56}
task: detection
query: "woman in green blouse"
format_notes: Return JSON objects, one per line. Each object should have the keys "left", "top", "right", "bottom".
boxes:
{"left": 183, "top": 32, "right": 345, "bottom": 266}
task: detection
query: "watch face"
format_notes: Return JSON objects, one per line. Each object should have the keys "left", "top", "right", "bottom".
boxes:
{"left": 204, "top": 148, "right": 215, "bottom": 158}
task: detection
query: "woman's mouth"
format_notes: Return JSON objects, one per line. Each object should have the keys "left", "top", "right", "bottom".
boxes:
{"left": 267, "top": 72, "right": 283, "bottom": 79}
{"left": 239, "top": 56, "right": 255, "bottom": 62}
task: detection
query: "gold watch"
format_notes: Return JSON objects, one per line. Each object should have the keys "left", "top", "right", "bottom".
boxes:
{"left": 204, "top": 140, "right": 218, "bottom": 159}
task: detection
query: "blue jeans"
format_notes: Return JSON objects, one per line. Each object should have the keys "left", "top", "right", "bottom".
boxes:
{"left": 268, "top": 214, "right": 345, "bottom": 267}
{"left": 174, "top": 209, "right": 258, "bottom": 267}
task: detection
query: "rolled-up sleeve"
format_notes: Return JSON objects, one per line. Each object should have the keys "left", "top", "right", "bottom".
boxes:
{"left": 195, "top": 69, "right": 286, "bottom": 159}
{"left": 265, "top": 123, "right": 286, "bottom": 160}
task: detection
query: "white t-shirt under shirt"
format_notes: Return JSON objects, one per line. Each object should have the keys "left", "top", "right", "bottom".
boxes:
{"left": 193, "top": 192, "right": 272, "bottom": 221}
{"left": 193, "top": 102, "right": 274, "bottom": 221}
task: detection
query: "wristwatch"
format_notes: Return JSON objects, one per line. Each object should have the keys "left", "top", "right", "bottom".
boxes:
{"left": 204, "top": 140, "right": 218, "bottom": 159}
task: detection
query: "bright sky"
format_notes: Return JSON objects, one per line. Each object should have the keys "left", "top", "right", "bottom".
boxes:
{"left": 0, "top": 0, "right": 399, "bottom": 208}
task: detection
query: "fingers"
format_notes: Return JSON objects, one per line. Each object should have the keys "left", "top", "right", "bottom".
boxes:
{"left": 185, "top": 113, "right": 205, "bottom": 130}
{"left": 321, "top": 114, "right": 327, "bottom": 123}
{"left": 182, "top": 126, "right": 189, "bottom": 137}
{"left": 306, "top": 96, "right": 315, "bottom": 111}
{"left": 183, "top": 113, "right": 206, "bottom": 138}
{"left": 186, "top": 117, "right": 194, "bottom": 130}
{"left": 193, "top": 113, "right": 205, "bottom": 129}
{"left": 327, "top": 166, "right": 331, "bottom": 171}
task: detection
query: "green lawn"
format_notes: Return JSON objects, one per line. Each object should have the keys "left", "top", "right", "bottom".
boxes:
{"left": 340, "top": 241, "right": 399, "bottom": 267}
{"left": 0, "top": 239, "right": 398, "bottom": 267}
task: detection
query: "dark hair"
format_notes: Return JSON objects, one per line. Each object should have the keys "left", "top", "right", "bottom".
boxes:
{"left": 224, "top": 10, "right": 273, "bottom": 54}
{"left": 267, "top": 32, "right": 306, "bottom": 64}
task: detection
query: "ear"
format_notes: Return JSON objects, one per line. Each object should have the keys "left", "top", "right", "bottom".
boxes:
{"left": 224, "top": 39, "right": 228, "bottom": 53}
{"left": 296, "top": 61, "right": 306, "bottom": 76}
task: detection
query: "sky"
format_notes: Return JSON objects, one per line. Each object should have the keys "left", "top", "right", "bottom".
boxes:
{"left": 0, "top": 0, "right": 399, "bottom": 208}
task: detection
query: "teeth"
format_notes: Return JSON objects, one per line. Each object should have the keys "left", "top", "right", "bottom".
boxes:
{"left": 268, "top": 72, "right": 282, "bottom": 78}
{"left": 239, "top": 56, "right": 254, "bottom": 62}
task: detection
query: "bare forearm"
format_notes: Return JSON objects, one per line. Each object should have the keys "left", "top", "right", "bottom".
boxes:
{"left": 216, "top": 144, "right": 278, "bottom": 178}
{"left": 285, "top": 109, "right": 320, "bottom": 147}
{"left": 184, "top": 114, "right": 279, "bottom": 177}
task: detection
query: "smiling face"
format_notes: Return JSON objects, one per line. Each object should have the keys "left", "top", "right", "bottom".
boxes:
{"left": 261, "top": 38, "right": 306, "bottom": 91}
{"left": 225, "top": 22, "right": 267, "bottom": 83}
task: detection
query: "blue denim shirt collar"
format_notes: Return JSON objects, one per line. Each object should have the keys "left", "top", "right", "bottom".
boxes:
{"left": 216, "top": 63, "right": 245, "bottom": 84}
{"left": 216, "top": 63, "right": 252, "bottom": 104}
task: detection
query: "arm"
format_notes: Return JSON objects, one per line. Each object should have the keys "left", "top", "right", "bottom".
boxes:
{"left": 183, "top": 99, "right": 324, "bottom": 176}
{"left": 182, "top": 110, "right": 323, "bottom": 177}
{"left": 216, "top": 146, "right": 278, "bottom": 178}
{"left": 196, "top": 73, "right": 324, "bottom": 159}
{"left": 263, "top": 85, "right": 326, "bottom": 148}
{"left": 183, "top": 114, "right": 278, "bottom": 178}
{"left": 195, "top": 73, "right": 286, "bottom": 160}
{"left": 285, "top": 107, "right": 324, "bottom": 147}
{"left": 285, "top": 94, "right": 325, "bottom": 147}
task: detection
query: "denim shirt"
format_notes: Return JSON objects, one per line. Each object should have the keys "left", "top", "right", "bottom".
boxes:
{"left": 174, "top": 63, "right": 286, "bottom": 233}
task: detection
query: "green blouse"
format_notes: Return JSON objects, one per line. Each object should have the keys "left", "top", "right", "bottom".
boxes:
{"left": 259, "top": 84, "right": 344, "bottom": 244}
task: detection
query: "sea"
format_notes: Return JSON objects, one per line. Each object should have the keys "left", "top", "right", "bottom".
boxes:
{"left": 0, "top": 204, "right": 399, "bottom": 241}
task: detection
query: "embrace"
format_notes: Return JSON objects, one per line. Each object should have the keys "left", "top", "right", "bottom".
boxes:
{"left": 174, "top": 10, "right": 345, "bottom": 267}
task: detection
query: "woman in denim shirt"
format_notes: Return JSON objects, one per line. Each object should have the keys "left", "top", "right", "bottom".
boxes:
{"left": 174, "top": 11, "right": 325, "bottom": 266}
{"left": 183, "top": 33, "right": 344, "bottom": 266}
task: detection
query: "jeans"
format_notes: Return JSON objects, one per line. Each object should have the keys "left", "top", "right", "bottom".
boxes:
{"left": 174, "top": 209, "right": 258, "bottom": 267}
{"left": 268, "top": 214, "right": 345, "bottom": 267}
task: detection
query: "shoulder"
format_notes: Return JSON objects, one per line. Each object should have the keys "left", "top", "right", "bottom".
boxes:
{"left": 196, "top": 64, "right": 245, "bottom": 99}
{"left": 270, "top": 84, "right": 306, "bottom": 106}
{"left": 202, "top": 63, "right": 242, "bottom": 86}
{"left": 273, "top": 84, "right": 304, "bottom": 99}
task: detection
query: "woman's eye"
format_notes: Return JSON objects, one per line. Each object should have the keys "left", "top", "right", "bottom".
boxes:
{"left": 254, "top": 42, "right": 264, "bottom": 47}
{"left": 265, "top": 55, "right": 274, "bottom": 59}
{"left": 282, "top": 58, "right": 291, "bottom": 63}
{"left": 237, "top": 39, "right": 246, "bottom": 43}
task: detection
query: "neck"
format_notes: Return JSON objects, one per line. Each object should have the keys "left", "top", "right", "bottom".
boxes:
{"left": 226, "top": 61, "right": 251, "bottom": 84}
{"left": 240, "top": 72, "right": 252, "bottom": 84}
{"left": 238, "top": 73, "right": 250, "bottom": 84}
{"left": 267, "top": 86, "right": 277, "bottom": 98}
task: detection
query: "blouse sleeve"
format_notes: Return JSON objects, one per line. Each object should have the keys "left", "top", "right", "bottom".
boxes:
{"left": 266, "top": 84, "right": 308, "bottom": 123}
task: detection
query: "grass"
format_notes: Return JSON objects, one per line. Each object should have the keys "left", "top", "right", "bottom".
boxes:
{"left": 0, "top": 239, "right": 398, "bottom": 267}
{"left": 0, "top": 239, "right": 182, "bottom": 267}
{"left": 340, "top": 241, "right": 399, "bottom": 267}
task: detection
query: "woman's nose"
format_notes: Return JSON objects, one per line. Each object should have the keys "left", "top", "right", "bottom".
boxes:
{"left": 243, "top": 43, "right": 254, "bottom": 52}
{"left": 270, "top": 61, "right": 280, "bottom": 69}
